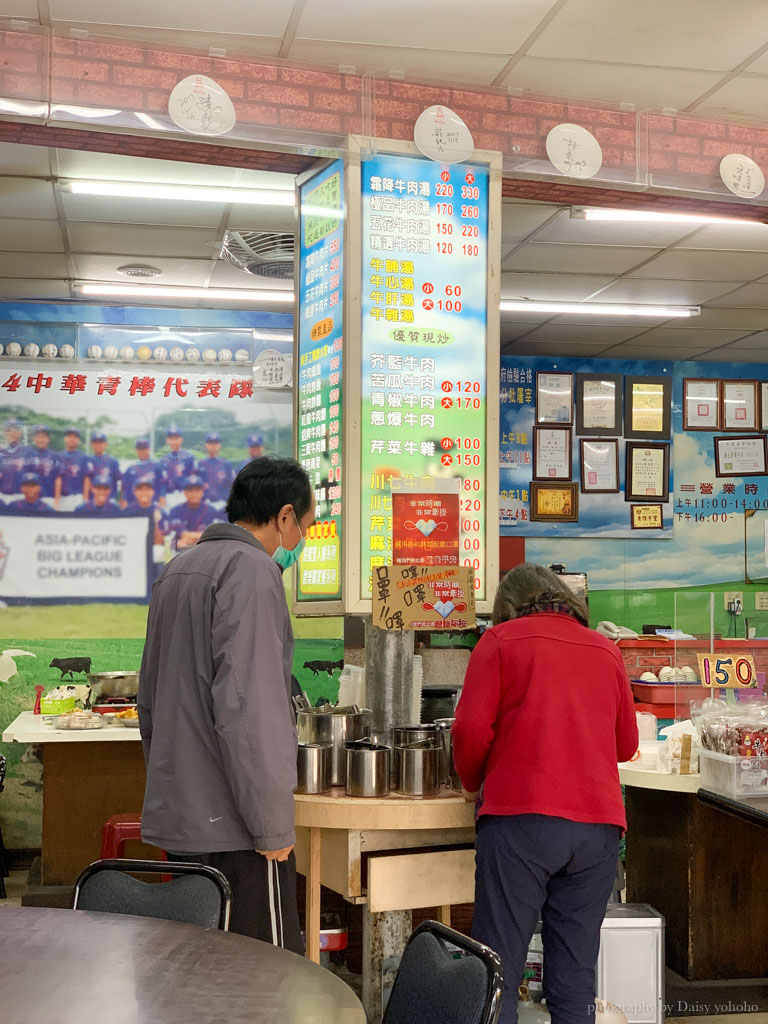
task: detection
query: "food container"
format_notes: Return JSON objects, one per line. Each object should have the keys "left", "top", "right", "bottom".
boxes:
{"left": 87, "top": 671, "right": 141, "bottom": 705}
{"left": 55, "top": 711, "right": 105, "bottom": 730}
{"left": 631, "top": 682, "right": 705, "bottom": 705}
{"left": 345, "top": 740, "right": 390, "bottom": 797}
{"left": 394, "top": 742, "right": 441, "bottom": 798}
{"left": 699, "top": 749, "right": 768, "bottom": 798}
{"left": 296, "top": 742, "right": 332, "bottom": 795}
{"left": 433, "top": 717, "right": 461, "bottom": 789}
{"left": 392, "top": 724, "right": 437, "bottom": 747}
{"left": 40, "top": 695, "right": 76, "bottom": 715}
{"left": 298, "top": 708, "right": 371, "bottom": 786}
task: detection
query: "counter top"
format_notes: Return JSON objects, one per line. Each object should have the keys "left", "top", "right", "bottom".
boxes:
{"left": 619, "top": 761, "right": 701, "bottom": 792}
{"left": 618, "top": 638, "right": 768, "bottom": 649}
{"left": 697, "top": 788, "right": 768, "bottom": 826}
{"left": 2, "top": 710, "right": 141, "bottom": 743}
{"left": 295, "top": 789, "right": 475, "bottom": 830}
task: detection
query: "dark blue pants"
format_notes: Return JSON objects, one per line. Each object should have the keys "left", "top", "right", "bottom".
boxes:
{"left": 472, "top": 814, "right": 620, "bottom": 1024}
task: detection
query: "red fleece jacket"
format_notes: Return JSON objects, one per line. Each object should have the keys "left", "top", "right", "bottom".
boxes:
{"left": 452, "top": 613, "right": 638, "bottom": 830}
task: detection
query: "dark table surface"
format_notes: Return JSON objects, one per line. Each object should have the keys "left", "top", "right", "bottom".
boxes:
{"left": 0, "top": 906, "right": 365, "bottom": 1024}
{"left": 697, "top": 788, "right": 768, "bottom": 826}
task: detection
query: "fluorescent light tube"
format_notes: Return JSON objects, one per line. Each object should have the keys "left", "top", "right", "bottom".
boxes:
{"left": 68, "top": 181, "right": 294, "bottom": 206}
{"left": 575, "top": 207, "right": 761, "bottom": 226}
{"left": 79, "top": 284, "right": 293, "bottom": 303}
{"left": 499, "top": 300, "right": 698, "bottom": 318}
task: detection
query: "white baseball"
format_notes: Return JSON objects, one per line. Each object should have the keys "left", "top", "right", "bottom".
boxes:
{"left": 235, "top": 348, "right": 250, "bottom": 362}
{"left": 87, "top": 345, "right": 103, "bottom": 359}
{"left": 60, "top": 344, "right": 75, "bottom": 359}
{"left": 153, "top": 346, "right": 168, "bottom": 361}
{"left": 103, "top": 344, "right": 119, "bottom": 360}
{"left": 202, "top": 348, "right": 217, "bottom": 363}
{"left": 23, "top": 343, "right": 40, "bottom": 358}
{"left": 185, "top": 347, "right": 200, "bottom": 362}
{"left": 42, "top": 344, "right": 59, "bottom": 359}
{"left": 218, "top": 348, "right": 233, "bottom": 363}
{"left": 170, "top": 347, "right": 185, "bottom": 362}
{"left": 5, "top": 342, "right": 21, "bottom": 357}
{"left": 120, "top": 346, "right": 135, "bottom": 361}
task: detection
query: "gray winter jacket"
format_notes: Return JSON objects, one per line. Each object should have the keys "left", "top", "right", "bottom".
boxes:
{"left": 138, "top": 522, "right": 297, "bottom": 853}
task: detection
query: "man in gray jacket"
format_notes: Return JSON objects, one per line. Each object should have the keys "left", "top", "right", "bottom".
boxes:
{"left": 138, "top": 456, "right": 315, "bottom": 951}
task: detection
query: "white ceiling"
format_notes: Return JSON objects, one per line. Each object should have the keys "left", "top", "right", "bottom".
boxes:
{"left": 8, "top": 0, "right": 767, "bottom": 122}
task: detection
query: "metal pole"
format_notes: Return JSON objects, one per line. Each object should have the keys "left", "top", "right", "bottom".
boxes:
{"left": 362, "top": 907, "right": 412, "bottom": 1023}
{"left": 364, "top": 622, "right": 415, "bottom": 745}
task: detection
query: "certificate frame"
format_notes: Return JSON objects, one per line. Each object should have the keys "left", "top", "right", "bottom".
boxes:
{"left": 760, "top": 382, "right": 768, "bottom": 432}
{"left": 683, "top": 378, "right": 721, "bottom": 431}
{"left": 721, "top": 379, "right": 758, "bottom": 432}
{"left": 580, "top": 438, "right": 619, "bottom": 493}
{"left": 714, "top": 434, "right": 768, "bottom": 477}
{"left": 575, "top": 373, "right": 623, "bottom": 436}
{"left": 535, "top": 371, "right": 574, "bottom": 426}
{"left": 625, "top": 442, "right": 670, "bottom": 503}
{"left": 533, "top": 426, "right": 572, "bottom": 481}
{"left": 631, "top": 504, "right": 663, "bottom": 530}
{"left": 529, "top": 481, "right": 579, "bottom": 522}
{"left": 623, "top": 375, "right": 672, "bottom": 440}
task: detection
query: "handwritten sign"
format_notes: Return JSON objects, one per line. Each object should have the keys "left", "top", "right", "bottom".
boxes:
{"left": 414, "top": 105, "right": 475, "bottom": 164}
{"left": 372, "top": 564, "right": 476, "bottom": 631}
{"left": 719, "top": 154, "right": 765, "bottom": 199}
{"left": 545, "top": 124, "right": 602, "bottom": 179}
{"left": 168, "top": 75, "right": 236, "bottom": 137}
{"left": 697, "top": 652, "right": 758, "bottom": 689}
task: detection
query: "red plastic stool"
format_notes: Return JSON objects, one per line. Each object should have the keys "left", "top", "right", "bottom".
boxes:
{"left": 100, "top": 814, "right": 168, "bottom": 863}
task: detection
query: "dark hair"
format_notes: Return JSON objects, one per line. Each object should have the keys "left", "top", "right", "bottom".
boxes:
{"left": 226, "top": 456, "right": 312, "bottom": 526}
{"left": 492, "top": 562, "right": 589, "bottom": 627}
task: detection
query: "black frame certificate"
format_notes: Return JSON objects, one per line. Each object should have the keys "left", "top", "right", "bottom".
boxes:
{"left": 535, "top": 371, "right": 573, "bottom": 426}
{"left": 580, "top": 439, "right": 619, "bottom": 493}
{"left": 721, "top": 380, "right": 757, "bottom": 432}
{"left": 714, "top": 435, "right": 768, "bottom": 477}
{"left": 530, "top": 481, "right": 579, "bottom": 522}
{"left": 533, "top": 426, "right": 572, "bottom": 481}
{"left": 623, "top": 376, "right": 671, "bottom": 440}
{"left": 683, "top": 378, "right": 720, "bottom": 431}
{"left": 576, "top": 373, "right": 622, "bottom": 436}
{"left": 625, "top": 442, "right": 670, "bottom": 503}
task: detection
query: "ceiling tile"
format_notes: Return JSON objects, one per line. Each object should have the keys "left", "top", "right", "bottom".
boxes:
{"left": 501, "top": 273, "right": 615, "bottom": 301}
{"left": 2, "top": 0, "right": 39, "bottom": 14}
{"left": 535, "top": 216, "right": 698, "bottom": 248}
{"left": 503, "top": 57, "right": 720, "bottom": 110}
{"left": 503, "top": 242, "right": 652, "bottom": 275}
{"left": 68, "top": 223, "right": 218, "bottom": 259}
{"left": 712, "top": 330, "right": 768, "bottom": 350}
{"left": 691, "top": 74, "right": 768, "bottom": 122}
{"left": 506, "top": 341, "right": 611, "bottom": 357}
{"left": 677, "top": 223, "right": 768, "bottom": 252}
{"left": 297, "top": 0, "right": 557, "bottom": 52}
{"left": 0, "top": 143, "right": 52, "bottom": 177}
{"left": 501, "top": 202, "right": 564, "bottom": 243}
{"left": 288, "top": 39, "right": 509, "bottom": 84}
{"left": 0, "top": 179, "right": 58, "bottom": 220}
{"left": 694, "top": 347, "right": 768, "bottom": 362}
{"left": 56, "top": 150, "right": 242, "bottom": 187}
{"left": 61, "top": 192, "right": 225, "bottom": 228}
{"left": 528, "top": 0, "right": 768, "bottom": 71}
{"left": 691, "top": 307, "right": 768, "bottom": 329}
{"left": 0, "top": 252, "right": 68, "bottom": 277}
{"left": 515, "top": 323, "right": 646, "bottom": 345}
{"left": 0, "top": 220, "right": 65, "bottom": 253}
{"left": 589, "top": 279, "right": 738, "bottom": 305}
{"left": 210, "top": 261, "right": 292, "bottom": 288}
{"left": 627, "top": 248, "right": 768, "bottom": 282}
{"left": 49, "top": 22, "right": 283, "bottom": 56}
{"left": 626, "top": 327, "right": 757, "bottom": 347}
{"left": 73, "top": 254, "right": 211, "bottom": 287}
{"left": 597, "top": 342, "right": 705, "bottom": 360}
{"left": 705, "top": 283, "right": 768, "bottom": 307}
{"left": 48, "top": 0, "right": 295, "bottom": 35}
{"left": 0, "top": 280, "right": 72, "bottom": 300}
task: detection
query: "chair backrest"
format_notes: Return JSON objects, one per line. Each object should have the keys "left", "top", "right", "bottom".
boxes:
{"left": 0, "top": 754, "right": 6, "bottom": 792}
{"left": 383, "top": 920, "right": 504, "bottom": 1024}
{"left": 72, "top": 858, "right": 232, "bottom": 931}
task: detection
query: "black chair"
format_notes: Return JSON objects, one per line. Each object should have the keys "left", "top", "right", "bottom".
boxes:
{"left": 0, "top": 754, "right": 8, "bottom": 899}
{"left": 72, "top": 858, "right": 232, "bottom": 931}
{"left": 382, "top": 920, "right": 504, "bottom": 1024}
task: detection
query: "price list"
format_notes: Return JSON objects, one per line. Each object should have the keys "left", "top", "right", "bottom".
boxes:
{"left": 296, "top": 160, "right": 344, "bottom": 602}
{"left": 360, "top": 152, "right": 489, "bottom": 601}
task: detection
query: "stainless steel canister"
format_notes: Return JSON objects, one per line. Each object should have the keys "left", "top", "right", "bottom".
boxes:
{"left": 297, "top": 708, "right": 372, "bottom": 786}
{"left": 394, "top": 742, "right": 441, "bottom": 798}
{"left": 433, "top": 718, "right": 460, "bottom": 790}
{"left": 392, "top": 724, "right": 437, "bottom": 747}
{"left": 345, "top": 741, "right": 391, "bottom": 798}
{"left": 296, "top": 742, "right": 332, "bottom": 795}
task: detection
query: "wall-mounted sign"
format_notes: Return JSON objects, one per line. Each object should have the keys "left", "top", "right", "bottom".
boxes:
{"left": 295, "top": 160, "right": 345, "bottom": 606}
{"left": 168, "top": 75, "right": 236, "bottom": 137}
{"left": 545, "top": 124, "right": 602, "bottom": 179}
{"left": 719, "top": 154, "right": 765, "bottom": 199}
{"left": 372, "top": 564, "right": 476, "bottom": 631}
{"left": 414, "top": 105, "right": 475, "bottom": 164}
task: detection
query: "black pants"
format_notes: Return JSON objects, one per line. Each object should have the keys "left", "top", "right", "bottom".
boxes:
{"left": 169, "top": 850, "right": 304, "bottom": 954}
{"left": 472, "top": 814, "right": 620, "bottom": 1024}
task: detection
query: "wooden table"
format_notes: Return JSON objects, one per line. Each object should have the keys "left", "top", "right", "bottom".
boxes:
{"left": 0, "top": 906, "right": 365, "bottom": 1024}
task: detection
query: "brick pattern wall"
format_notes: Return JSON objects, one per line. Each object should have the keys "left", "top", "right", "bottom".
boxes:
{"left": 2, "top": 27, "right": 768, "bottom": 216}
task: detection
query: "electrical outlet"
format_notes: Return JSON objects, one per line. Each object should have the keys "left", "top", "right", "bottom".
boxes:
{"left": 724, "top": 590, "right": 743, "bottom": 611}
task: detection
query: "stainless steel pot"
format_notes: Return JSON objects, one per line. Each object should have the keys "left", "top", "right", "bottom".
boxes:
{"left": 392, "top": 724, "right": 437, "bottom": 747}
{"left": 394, "top": 743, "right": 440, "bottom": 798}
{"left": 297, "top": 708, "right": 371, "bottom": 786}
{"left": 345, "top": 740, "right": 390, "bottom": 798}
{"left": 434, "top": 718, "right": 460, "bottom": 790}
{"left": 87, "top": 671, "right": 140, "bottom": 703}
{"left": 296, "top": 742, "right": 332, "bottom": 795}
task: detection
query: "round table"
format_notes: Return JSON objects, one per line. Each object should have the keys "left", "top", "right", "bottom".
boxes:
{"left": 0, "top": 907, "right": 365, "bottom": 1024}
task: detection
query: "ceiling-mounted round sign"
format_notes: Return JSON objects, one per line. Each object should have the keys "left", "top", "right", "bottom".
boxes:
{"left": 545, "top": 123, "right": 603, "bottom": 179}
{"left": 719, "top": 153, "right": 765, "bottom": 199}
{"left": 168, "top": 75, "right": 236, "bottom": 137}
{"left": 414, "top": 105, "right": 475, "bottom": 164}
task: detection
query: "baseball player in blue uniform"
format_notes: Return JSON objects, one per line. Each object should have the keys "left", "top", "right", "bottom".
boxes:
{"left": 56, "top": 428, "right": 92, "bottom": 510}
{"left": 160, "top": 425, "right": 196, "bottom": 498}
{"left": 168, "top": 474, "right": 221, "bottom": 550}
{"left": 9, "top": 472, "right": 49, "bottom": 512}
{"left": 237, "top": 433, "right": 264, "bottom": 474}
{"left": 75, "top": 472, "right": 121, "bottom": 515}
{"left": 0, "top": 418, "right": 31, "bottom": 497}
{"left": 124, "top": 475, "right": 169, "bottom": 538}
{"left": 121, "top": 438, "right": 167, "bottom": 507}
{"left": 24, "top": 424, "right": 60, "bottom": 501}
{"left": 88, "top": 431, "right": 121, "bottom": 496}
{"left": 196, "top": 432, "right": 234, "bottom": 504}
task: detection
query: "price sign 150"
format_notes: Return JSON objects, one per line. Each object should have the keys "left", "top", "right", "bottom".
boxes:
{"left": 696, "top": 653, "right": 757, "bottom": 688}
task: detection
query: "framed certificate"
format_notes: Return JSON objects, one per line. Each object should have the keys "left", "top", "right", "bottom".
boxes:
{"left": 533, "top": 426, "right": 572, "bottom": 481}
{"left": 714, "top": 435, "right": 768, "bottom": 477}
{"left": 530, "top": 481, "right": 579, "bottom": 522}
{"left": 625, "top": 442, "right": 670, "bottom": 503}
{"left": 624, "top": 376, "right": 671, "bottom": 440}
{"left": 580, "top": 439, "right": 619, "bottom": 493}
{"left": 721, "top": 380, "right": 757, "bottom": 431}
{"left": 760, "top": 382, "right": 768, "bottom": 432}
{"left": 535, "top": 371, "right": 573, "bottom": 426}
{"left": 576, "top": 373, "right": 622, "bottom": 436}
{"left": 631, "top": 505, "right": 663, "bottom": 530}
{"left": 683, "top": 378, "right": 720, "bottom": 431}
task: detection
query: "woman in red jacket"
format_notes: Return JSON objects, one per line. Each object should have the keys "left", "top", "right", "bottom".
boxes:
{"left": 453, "top": 563, "right": 638, "bottom": 1024}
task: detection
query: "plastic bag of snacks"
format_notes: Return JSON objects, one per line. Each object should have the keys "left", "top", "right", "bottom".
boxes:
{"left": 658, "top": 733, "right": 699, "bottom": 774}
{"left": 699, "top": 702, "right": 768, "bottom": 758}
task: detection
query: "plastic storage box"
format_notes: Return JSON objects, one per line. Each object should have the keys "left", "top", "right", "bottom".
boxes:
{"left": 699, "top": 749, "right": 768, "bottom": 798}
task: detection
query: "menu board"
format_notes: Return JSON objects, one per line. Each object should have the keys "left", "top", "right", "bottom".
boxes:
{"left": 296, "top": 160, "right": 344, "bottom": 603}
{"left": 360, "top": 153, "right": 489, "bottom": 602}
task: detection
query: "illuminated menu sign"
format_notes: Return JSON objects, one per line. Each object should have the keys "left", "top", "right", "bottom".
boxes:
{"left": 360, "top": 153, "right": 489, "bottom": 602}
{"left": 296, "top": 160, "right": 344, "bottom": 602}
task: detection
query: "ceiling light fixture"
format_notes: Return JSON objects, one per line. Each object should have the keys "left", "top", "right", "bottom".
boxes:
{"left": 79, "top": 283, "right": 293, "bottom": 303}
{"left": 499, "top": 300, "right": 699, "bottom": 318}
{"left": 573, "top": 207, "right": 764, "bottom": 226}
{"left": 67, "top": 181, "right": 294, "bottom": 206}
